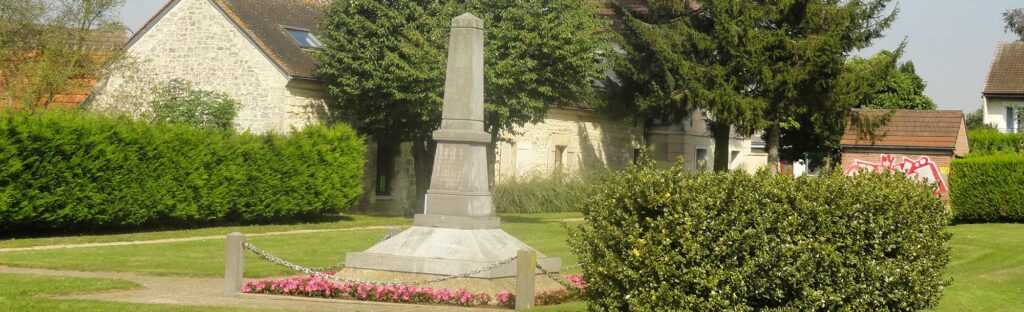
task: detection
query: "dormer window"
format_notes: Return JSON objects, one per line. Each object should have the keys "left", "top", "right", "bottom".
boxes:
{"left": 283, "top": 27, "right": 323, "bottom": 49}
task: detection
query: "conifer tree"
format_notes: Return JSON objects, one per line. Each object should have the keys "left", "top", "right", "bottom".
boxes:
{"left": 613, "top": 0, "right": 895, "bottom": 172}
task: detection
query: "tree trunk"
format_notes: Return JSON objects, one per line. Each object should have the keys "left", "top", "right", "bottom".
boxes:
{"left": 712, "top": 122, "right": 731, "bottom": 172}
{"left": 767, "top": 122, "right": 781, "bottom": 175}
{"left": 411, "top": 139, "right": 436, "bottom": 215}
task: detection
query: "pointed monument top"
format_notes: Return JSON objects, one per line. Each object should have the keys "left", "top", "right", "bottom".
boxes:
{"left": 451, "top": 13, "right": 483, "bottom": 30}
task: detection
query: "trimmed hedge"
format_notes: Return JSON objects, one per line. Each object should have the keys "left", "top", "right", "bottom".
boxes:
{"left": 569, "top": 161, "right": 950, "bottom": 311}
{"left": 493, "top": 171, "right": 594, "bottom": 213}
{"left": 0, "top": 110, "right": 365, "bottom": 235}
{"left": 949, "top": 155, "right": 1024, "bottom": 222}
{"left": 967, "top": 129, "right": 1024, "bottom": 155}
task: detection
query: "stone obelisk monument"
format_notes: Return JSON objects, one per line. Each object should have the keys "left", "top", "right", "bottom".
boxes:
{"left": 344, "top": 13, "right": 560, "bottom": 285}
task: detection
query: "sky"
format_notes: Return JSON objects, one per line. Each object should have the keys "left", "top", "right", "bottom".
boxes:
{"left": 118, "top": 0, "right": 1021, "bottom": 112}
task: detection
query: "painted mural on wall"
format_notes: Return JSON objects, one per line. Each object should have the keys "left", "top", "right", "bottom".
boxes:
{"left": 844, "top": 154, "right": 948, "bottom": 195}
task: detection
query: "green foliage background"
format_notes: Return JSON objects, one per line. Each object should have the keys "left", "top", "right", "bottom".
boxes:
{"left": 949, "top": 155, "right": 1024, "bottom": 222}
{"left": 0, "top": 110, "right": 365, "bottom": 235}
{"left": 967, "top": 129, "right": 1024, "bottom": 156}
{"left": 149, "top": 79, "right": 239, "bottom": 130}
{"left": 492, "top": 171, "right": 595, "bottom": 214}
{"left": 569, "top": 161, "right": 950, "bottom": 311}
{"left": 317, "top": 0, "right": 607, "bottom": 143}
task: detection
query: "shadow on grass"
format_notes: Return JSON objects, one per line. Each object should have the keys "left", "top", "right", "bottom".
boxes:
{"left": 1, "top": 214, "right": 360, "bottom": 240}
{"left": 501, "top": 215, "right": 558, "bottom": 224}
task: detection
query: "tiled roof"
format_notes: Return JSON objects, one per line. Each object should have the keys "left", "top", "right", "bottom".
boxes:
{"left": 983, "top": 41, "right": 1024, "bottom": 96}
{"left": 840, "top": 109, "right": 966, "bottom": 150}
{"left": 212, "top": 0, "right": 325, "bottom": 80}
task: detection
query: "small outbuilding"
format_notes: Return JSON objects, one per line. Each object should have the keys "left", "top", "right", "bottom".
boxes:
{"left": 840, "top": 109, "right": 969, "bottom": 196}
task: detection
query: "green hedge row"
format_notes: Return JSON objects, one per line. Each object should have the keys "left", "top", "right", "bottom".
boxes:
{"left": 569, "top": 161, "right": 950, "bottom": 311}
{"left": 493, "top": 171, "right": 594, "bottom": 214}
{"left": 967, "top": 129, "right": 1024, "bottom": 155}
{"left": 949, "top": 155, "right": 1024, "bottom": 222}
{"left": 0, "top": 110, "right": 365, "bottom": 235}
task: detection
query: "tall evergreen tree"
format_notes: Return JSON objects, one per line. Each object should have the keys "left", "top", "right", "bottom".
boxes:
{"left": 612, "top": 0, "right": 766, "bottom": 171}
{"left": 613, "top": 0, "right": 894, "bottom": 172}
{"left": 754, "top": 1, "right": 896, "bottom": 174}
{"left": 318, "top": 0, "right": 606, "bottom": 211}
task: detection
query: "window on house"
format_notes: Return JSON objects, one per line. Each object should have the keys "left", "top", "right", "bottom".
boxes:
{"left": 376, "top": 144, "right": 394, "bottom": 196}
{"left": 1009, "top": 107, "right": 1018, "bottom": 132}
{"left": 553, "top": 145, "right": 567, "bottom": 170}
{"left": 284, "top": 27, "right": 323, "bottom": 49}
{"left": 695, "top": 148, "right": 708, "bottom": 171}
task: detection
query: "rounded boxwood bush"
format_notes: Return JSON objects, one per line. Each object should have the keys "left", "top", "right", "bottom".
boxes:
{"left": 568, "top": 161, "right": 950, "bottom": 311}
{"left": 0, "top": 109, "right": 365, "bottom": 235}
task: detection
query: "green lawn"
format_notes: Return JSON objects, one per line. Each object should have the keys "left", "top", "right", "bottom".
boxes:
{"left": 934, "top": 224, "right": 1024, "bottom": 311}
{"left": 0, "top": 213, "right": 1020, "bottom": 311}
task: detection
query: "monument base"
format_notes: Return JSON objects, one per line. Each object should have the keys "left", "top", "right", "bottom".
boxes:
{"left": 334, "top": 268, "right": 566, "bottom": 294}
{"left": 344, "top": 225, "right": 561, "bottom": 279}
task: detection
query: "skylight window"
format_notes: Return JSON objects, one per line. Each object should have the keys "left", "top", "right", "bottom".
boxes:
{"left": 284, "top": 27, "right": 323, "bottom": 49}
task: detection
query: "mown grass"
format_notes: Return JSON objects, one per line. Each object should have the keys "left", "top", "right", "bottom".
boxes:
{"left": 0, "top": 213, "right": 1020, "bottom": 311}
{"left": 0, "top": 214, "right": 584, "bottom": 278}
{"left": 934, "top": 224, "right": 1024, "bottom": 311}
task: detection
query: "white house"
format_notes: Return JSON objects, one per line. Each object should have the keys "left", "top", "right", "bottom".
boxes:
{"left": 982, "top": 41, "right": 1024, "bottom": 132}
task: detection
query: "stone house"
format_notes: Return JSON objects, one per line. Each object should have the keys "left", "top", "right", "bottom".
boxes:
{"left": 840, "top": 109, "right": 969, "bottom": 197}
{"left": 90, "top": 0, "right": 767, "bottom": 215}
{"left": 982, "top": 41, "right": 1024, "bottom": 133}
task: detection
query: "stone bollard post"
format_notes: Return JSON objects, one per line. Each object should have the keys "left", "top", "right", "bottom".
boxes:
{"left": 515, "top": 249, "right": 537, "bottom": 310}
{"left": 224, "top": 232, "right": 245, "bottom": 297}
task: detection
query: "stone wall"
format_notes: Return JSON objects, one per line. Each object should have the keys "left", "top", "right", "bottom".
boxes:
{"left": 495, "top": 108, "right": 643, "bottom": 181}
{"left": 89, "top": 0, "right": 327, "bottom": 134}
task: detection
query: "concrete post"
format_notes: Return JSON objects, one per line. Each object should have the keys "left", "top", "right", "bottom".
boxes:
{"left": 224, "top": 232, "right": 245, "bottom": 297}
{"left": 515, "top": 249, "right": 537, "bottom": 310}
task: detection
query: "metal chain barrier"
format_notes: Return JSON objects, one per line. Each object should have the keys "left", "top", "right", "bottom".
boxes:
{"left": 536, "top": 262, "right": 582, "bottom": 290}
{"left": 243, "top": 242, "right": 516, "bottom": 286}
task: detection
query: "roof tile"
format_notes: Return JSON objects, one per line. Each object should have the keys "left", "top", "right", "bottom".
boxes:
{"left": 840, "top": 109, "right": 966, "bottom": 150}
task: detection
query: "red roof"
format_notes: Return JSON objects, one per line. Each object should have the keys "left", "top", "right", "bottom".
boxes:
{"left": 841, "top": 109, "right": 968, "bottom": 155}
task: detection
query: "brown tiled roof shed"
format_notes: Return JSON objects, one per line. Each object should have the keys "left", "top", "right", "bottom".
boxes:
{"left": 840, "top": 109, "right": 969, "bottom": 157}
{"left": 984, "top": 41, "right": 1024, "bottom": 96}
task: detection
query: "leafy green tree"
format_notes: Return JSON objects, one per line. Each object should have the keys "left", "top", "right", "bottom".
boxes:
{"left": 852, "top": 52, "right": 935, "bottom": 110}
{"left": 964, "top": 108, "right": 995, "bottom": 131}
{"left": 779, "top": 46, "right": 901, "bottom": 168}
{"left": 1004, "top": 8, "right": 1024, "bottom": 40}
{"left": 0, "top": 0, "right": 125, "bottom": 110}
{"left": 613, "top": 0, "right": 894, "bottom": 172}
{"left": 148, "top": 79, "right": 239, "bottom": 130}
{"left": 318, "top": 0, "right": 607, "bottom": 211}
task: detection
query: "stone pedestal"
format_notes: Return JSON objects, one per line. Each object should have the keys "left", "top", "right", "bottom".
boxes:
{"left": 343, "top": 13, "right": 561, "bottom": 286}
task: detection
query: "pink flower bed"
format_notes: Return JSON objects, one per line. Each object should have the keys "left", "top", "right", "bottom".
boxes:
{"left": 242, "top": 274, "right": 586, "bottom": 308}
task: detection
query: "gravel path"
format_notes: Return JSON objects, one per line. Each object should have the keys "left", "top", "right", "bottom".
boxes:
{"left": 0, "top": 265, "right": 484, "bottom": 311}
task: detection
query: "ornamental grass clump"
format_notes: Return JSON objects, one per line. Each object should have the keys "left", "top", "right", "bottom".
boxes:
{"left": 568, "top": 159, "right": 951, "bottom": 311}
